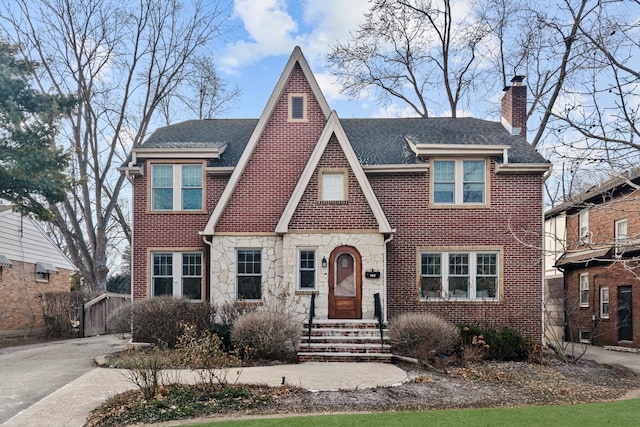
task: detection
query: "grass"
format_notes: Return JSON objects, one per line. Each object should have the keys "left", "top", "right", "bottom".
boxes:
{"left": 177, "top": 398, "right": 640, "bottom": 427}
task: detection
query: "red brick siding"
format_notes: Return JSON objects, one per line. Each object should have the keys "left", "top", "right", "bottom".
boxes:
{"left": 369, "top": 162, "right": 545, "bottom": 340}
{"left": 216, "top": 64, "right": 326, "bottom": 233}
{"left": 565, "top": 265, "right": 639, "bottom": 347}
{"left": 0, "top": 260, "right": 71, "bottom": 336}
{"left": 131, "top": 172, "right": 227, "bottom": 300}
{"left": 288, "top": 136, "right": 379, "bottom": 230}
{"left": 564, "top": 189, "right": 640, "bottom": 347}
{"left": 501, "top": 85, "right": 527, "bottom": 139}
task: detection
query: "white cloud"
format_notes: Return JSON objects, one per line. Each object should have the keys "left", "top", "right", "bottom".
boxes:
{"left": 220, "top": 0, "right": 370, "bottom": 72}
{"left": 220, "top": 0, "right": 300, "bottom": 71}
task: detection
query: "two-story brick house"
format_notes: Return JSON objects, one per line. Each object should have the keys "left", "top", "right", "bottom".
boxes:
{"left": 546, "top": 172, "right": 640, "bottom": 348}
{"left": 120, "top": 47, "right": 550, "bottom": 344}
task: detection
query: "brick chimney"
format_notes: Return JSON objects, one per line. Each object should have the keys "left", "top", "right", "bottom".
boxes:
{"left": 501, "top": 75, "right": 527, "bottom": 140}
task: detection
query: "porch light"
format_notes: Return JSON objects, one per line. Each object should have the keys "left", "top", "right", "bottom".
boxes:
{"left": 321, "top": 256, "right": 327, "bottom": 268}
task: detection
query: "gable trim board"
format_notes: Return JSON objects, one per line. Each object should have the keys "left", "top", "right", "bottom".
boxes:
{"left": 276, "top": 111, "right": 393, "bottom": 234}
{"left": 203, "top": 46, "right": 331, "bottom": 236}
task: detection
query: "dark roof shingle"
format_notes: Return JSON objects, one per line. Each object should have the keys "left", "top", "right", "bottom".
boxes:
{"left": 139, "top": 116, "right": 548, "bottom": 167}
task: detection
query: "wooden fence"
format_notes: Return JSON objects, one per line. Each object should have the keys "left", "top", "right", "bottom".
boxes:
{"left": 82, "top": 292, "right": 130, "bottom": 337}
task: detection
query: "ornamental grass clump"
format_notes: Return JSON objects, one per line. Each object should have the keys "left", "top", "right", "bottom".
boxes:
{"left": 388, "top": 312, "right": 460, "bottom": 363}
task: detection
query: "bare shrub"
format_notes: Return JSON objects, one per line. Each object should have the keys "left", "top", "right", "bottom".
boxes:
{"left": 231, "top": 311, "right": 300, "bottom": 362}
{"left": 176, "top": 323, "right": 241, "bottom": 390}
{"left": 118, "top": 345, "right": 172, "bottom": 401}
{"left": 129, "top": 296, "right": 216, "bottom": 348}
{"left": 217, "top": 301, "right": 257, "bottom": 325}
{"left": 388, "top": 312, "right": 460, "bottom": 363}
{"left": 106, "top": 303, "right": 132, "bottom": 337}
{"left": 39, "top": 292, "right": 74, "bottom": 337}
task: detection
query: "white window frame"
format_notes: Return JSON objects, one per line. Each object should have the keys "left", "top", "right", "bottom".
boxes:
{"left": 615, "top": 219, "right": 628, "bottom": 255}
{"left": 319, "top": 169, "right": 347, "bottom": 201}
{"left": 600, "top": 287, "right": 609, "bottom": 319}
{"left": 579, "top": 273, "right": 589, "bottom": 307}
{"left": 579, "top": 209, "right": 590, "bottom": 243}
{"left": 151, "top": 163, "right": 203, "bottom": 211}
{"left": 151, "top": 251, "right": 203, "bottom": 301}
{"left": 288, "top": 93, "right": 307, "bottom": 122}
{"left": 236, "top": 249, "right": 262, "bottom": 301}
{"left": 419, "top": 251, "right": 499, "bottom": 301}
{"left": 298, "top": 248, "right": 317, "bottom": 290}
{"left": 433, "top": 159, "right": 486, "bottom": 205}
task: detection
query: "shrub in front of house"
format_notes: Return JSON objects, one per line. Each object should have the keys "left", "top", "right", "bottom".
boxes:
{"left": 108, "top": 296, "right": 216, "bottom": 348}
{"left": 388, "top": 312, "right": 460, "bottom": 363}
{"left": 230, "top": 311, "right": 300, "bottom": 362}
{"left": 458, "top": 324, "right": 528, "bottom": 361}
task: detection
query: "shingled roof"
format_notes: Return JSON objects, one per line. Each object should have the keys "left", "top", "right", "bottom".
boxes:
{"left": 138, "top": 116, "right": 548, "bottom": 167}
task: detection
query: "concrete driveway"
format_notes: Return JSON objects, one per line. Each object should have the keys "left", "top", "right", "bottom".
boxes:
{"left": 0, "top": 334, "right": 126, "bottom": 424}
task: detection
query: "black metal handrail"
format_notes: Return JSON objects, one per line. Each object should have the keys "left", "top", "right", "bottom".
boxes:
{"left": 374, "top": 293, "right": 384, "bottom": 350}
{"left": 307, "top": 293, "right": 316, "bottom": 350}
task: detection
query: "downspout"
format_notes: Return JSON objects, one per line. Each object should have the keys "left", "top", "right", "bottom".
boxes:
{"left": 201, "top": 234, "right": 213, "bottom": 306}
{"left": 383, "top": 232, "right": 395, "bottom": 321}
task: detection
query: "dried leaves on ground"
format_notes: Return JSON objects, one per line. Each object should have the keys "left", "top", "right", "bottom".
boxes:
{"left": 86, "top": 359, "right": 640, "bottom": 426}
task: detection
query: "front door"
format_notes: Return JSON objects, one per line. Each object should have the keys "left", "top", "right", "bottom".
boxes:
{"left": 618, "top": 286, "right": 633, "bottom": 341}
{"left": 328, "top": 246, "right": 362, "bottom": 319}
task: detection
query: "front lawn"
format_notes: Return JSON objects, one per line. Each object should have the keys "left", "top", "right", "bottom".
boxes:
{"left": 182, "top": 397, "right": 640, "bottom": 427}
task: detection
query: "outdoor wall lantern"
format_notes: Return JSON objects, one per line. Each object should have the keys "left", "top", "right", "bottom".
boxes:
{"left": 321, "top": 256, "right": 327, "bottom": 268}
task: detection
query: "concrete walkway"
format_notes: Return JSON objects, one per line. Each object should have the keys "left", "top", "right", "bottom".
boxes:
{"left": 2, "top": 362, "right": 407, "bottom": 427}
{"left": 3, "top": 344, "right": 640, "bottom": 427}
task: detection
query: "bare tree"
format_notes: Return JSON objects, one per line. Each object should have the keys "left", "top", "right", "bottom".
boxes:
{"left": 0, "top": 0, "right": 233, "bottom": 292}
{"left": 327, "top": 0, "right": 490, "bottom": 117}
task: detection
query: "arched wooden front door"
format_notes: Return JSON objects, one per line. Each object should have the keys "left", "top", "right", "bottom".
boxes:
{"left": 328, "top": 246, "right": 362, "bottom": 319}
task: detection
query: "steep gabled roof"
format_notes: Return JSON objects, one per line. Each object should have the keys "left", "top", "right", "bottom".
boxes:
{"left": 276, "top": 112, "right": 392, "bottom": 234}
{"left": 202, "top": 47, "right": 330, "bottom": 235}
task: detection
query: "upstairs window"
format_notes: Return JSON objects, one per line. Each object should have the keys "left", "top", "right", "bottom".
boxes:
{"left": 579, "top": 209, "right": 590, "bottom": 243}
{"left": 615, "top": 219, "right": 628, "bottom": 255}
{"left": 151, "top": 163, "right": 203, "bottom": 211}
{"left": 433, "top": 160, "right": 486, "bottom": 205}
{"left": 288, "top": 93, "right": 307, "bottom": 121}
{"left": 319, "top": 169, "right": 347, "bottom": 201}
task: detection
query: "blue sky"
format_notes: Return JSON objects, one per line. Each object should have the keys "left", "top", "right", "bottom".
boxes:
{"left": 214, "top": 0, "right": 422, "bottom": 119}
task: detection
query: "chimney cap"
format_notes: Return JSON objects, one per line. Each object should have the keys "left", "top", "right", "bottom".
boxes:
{"left": 511, "top": 75, "right": 525, "bottom": 84}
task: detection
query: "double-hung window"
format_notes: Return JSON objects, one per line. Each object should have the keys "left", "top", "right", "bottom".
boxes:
{"left": 600, "top": 287, "right": 609, "bottom": 319}
{"left": 615, "top": 219, "right": 628, "bottom": 255}
{"left": 151, "top": 163, "right": 203, "bottom": 211}
{"left": 319, "top": 169, "right": 347, "bottom": 201}
{"left": 237, "top": 249, "right": 262, "bottom": 300}
{"left": 298, "top": 249, "right": 316, "bottom": 290}
{"left": 579, "top": 273, "right": 589, "bottom": 307}
{"left": 151, "top": 252, "right": 203, "bottom": 300}
{"left": 433, "top": 160, "right": 486, "bottom": 205}
{"left": 420, "top": 251, "right": 499, "bottom": 300}
{"left": 579, "top": 209, "right": 590, "bottom": 243}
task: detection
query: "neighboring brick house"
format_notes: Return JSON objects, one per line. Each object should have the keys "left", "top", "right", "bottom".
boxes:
{"left": 0, "top": 205, "right": 75, "bottom": 337}
{"left": 120, "top": 47, "right": 550, "bottom": 341}
{"left": 546, "top": 171, "right": 640, "bottom": 348}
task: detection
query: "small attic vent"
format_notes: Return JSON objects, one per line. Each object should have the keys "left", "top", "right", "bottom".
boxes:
{"left": 289, "top": 94, "right": 307, "bottom": 121}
